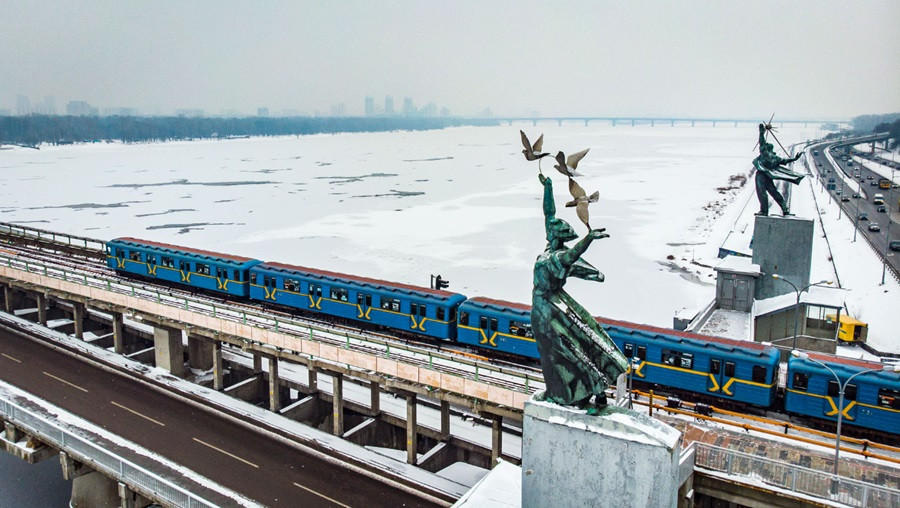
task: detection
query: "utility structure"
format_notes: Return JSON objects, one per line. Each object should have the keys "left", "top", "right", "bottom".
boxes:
{"left": 790, "top": 351, "right": 900, "bottom": 490}
{"left": 772, "top": 274, "right": 832, "bottom": 351}
{"left": 883, "top": 164, "right": 896, "bottom": 285}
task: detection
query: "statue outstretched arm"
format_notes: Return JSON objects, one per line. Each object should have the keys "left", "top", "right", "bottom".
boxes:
{"left": 560, "top": 229, "right": 608, "bottom": 267}
{"left": 758, "top": 123, "right": 767, "bottom": 150}
{"left": 540, "top": 173, "right": 555, "bottom": 219}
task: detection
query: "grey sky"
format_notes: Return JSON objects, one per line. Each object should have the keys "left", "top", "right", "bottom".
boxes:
{"left": 2, "top": 1, "right": 897, "bottom": 119}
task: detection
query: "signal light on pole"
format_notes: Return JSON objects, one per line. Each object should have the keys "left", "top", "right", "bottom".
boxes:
{"left": 434, "top": 275, "right": 449, "bottom": 290}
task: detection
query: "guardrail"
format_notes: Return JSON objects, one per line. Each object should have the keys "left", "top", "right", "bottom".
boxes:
{"left": 0, "top": 221, "right": 106, "bottom": 252}
{"left": 0, "top": 391, "right": 223, "bottom": 508}
{"left": 694, "top": 443, "right": 900, "bottom": 507}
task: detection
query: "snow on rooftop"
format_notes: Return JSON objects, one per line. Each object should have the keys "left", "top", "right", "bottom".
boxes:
{"left": 715, "top": 255, "right": 760, "bottom": 276}
{"left": 696, "top": 309, "right": 752, "bottom": 341}
{"left": 451, "top": 459, "right": 521, "bottom": 508}
{"left": 754, "top": 285, "right": 845, "bottom": 317}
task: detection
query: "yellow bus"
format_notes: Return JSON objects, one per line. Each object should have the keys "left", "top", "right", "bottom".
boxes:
{"left": 826, "top": 314, "right": 868, "bottom": 345}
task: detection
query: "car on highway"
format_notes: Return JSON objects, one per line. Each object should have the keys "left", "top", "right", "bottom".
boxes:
{"left": 878, "top": 205, "right": 888, "bottom": 213}
{"left": 858, "top": 212, "right": 868, "bottom": 221}
{"left": 852, "top": 192, "right": 861, "bottom": 198}
{"left": 867, "top": 175, "right": 874, "bottom": 180}
{"left": 871, "top": 181, "right": 879, "bottom": 186}
{"left": 868, "top": 223, "right": 880, "bottom": 232}
{"left": 842, "top": 196, "right": 851, "bottom": 202}
{"left": 891, "top": 240, "right": 900, "bottom": 252}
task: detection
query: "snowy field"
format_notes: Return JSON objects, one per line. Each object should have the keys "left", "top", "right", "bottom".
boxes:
{"left": 1, "top": 124, "right": 895, "bottom": 353}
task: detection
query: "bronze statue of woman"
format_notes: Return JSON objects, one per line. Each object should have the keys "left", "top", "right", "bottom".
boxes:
{"left": 531, "top": 173, "right": 628, "bottom": 407}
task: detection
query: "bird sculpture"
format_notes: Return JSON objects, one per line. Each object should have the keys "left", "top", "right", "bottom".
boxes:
{"left": 520, "top": 130, "right": 549, "bottom": 161}
{"left": 565, "top": 178, "right": 600, "bottom": 230}
{"left": 554, "top": 148, "right": 590, "bottom": 178}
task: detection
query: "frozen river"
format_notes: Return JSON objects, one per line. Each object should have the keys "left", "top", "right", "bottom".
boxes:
{"left": 0, "top": 123, "right": 820, "bottom": 327}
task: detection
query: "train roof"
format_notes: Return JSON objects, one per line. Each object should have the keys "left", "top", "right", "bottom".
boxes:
{"left": 464, "top": 297, "right": 531, "bottom": 312}
{"left": 257, "top": 261, "right": 462, "bottom": 299}
{"left": 111, "top": 237, "right": 257, "bottom": 263}
{"left": 801, "top": 351, "right": 891, "bottom": 371}
{"left": 596, "top": 316, "right": 772, "bottom": 352}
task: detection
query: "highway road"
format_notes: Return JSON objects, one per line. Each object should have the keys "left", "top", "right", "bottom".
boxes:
{"left": 809, "top": 144, "right": 899, "bottom": 278}
{"left": 0, "top": 324, "right": 440, "bottom": 507}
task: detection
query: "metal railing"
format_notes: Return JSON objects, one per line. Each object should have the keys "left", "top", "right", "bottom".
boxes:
{"left": 0, "top": 391, "right": 226, "bottom": 507}
{"left": 0, "top": 221, "right": 106, "bottom": 252}
{"left": 694, "top": 442, "right": 900, "bottom": 507}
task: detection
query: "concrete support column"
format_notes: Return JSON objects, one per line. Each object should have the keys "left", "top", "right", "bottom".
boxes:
{"left": 252, "top": 353, "right": 262, "bottom": 373}
{"left": 212, "top": 341, "right": 224, "bottom": 391}
{"left": 369, "top": 381, "right": 380, "bottom": 416}
{"left": 0, "top": 284, "right": 9, "bottom": 313}
{"left": 4, "top": 421, "right": 23, "bottom": 442}
{"left": 187, "top": 333, "right": 213, "bottom": 370}
{"left": 71, "top": 301, "right": 86, "bottom": 339}
{"left": 491, "top": 414, "right": 503, "bottom": 467}
{"left": 308, "top": 367, "right": 318, "bottom": 393}
{"left": 440, "top": 400, "right": 450, "bottom": 439}
{"left": 332, "top": 373, "right": 344, "bottom": 436}
{"left": 36, "top": 292, "right": 47, "bottom": 325}
{"left": 268, "top": 357, "right": 281, "bottom": 412}
{"left": 153, "top": 325, "right": 184, "bottom": 377}
{"left": 70, "top": 470, "right": 119, "bottom": 507}
{"left": 111, "top": 312, "right": 125, "bottom": 354}
{"left": 117, "top": 482, "right": 135, "bottom": 508}
{"left": 406, "top": 393, "right": 417, "bottom": 465}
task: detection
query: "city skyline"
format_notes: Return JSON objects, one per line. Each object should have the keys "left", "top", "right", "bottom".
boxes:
{"left": 1, "top": 2, "right": 898, "bottom": 119}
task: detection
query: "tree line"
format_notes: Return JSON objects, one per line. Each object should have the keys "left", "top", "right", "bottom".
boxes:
{"left": 0, "top": 115, "right": 499, "bottom": 147}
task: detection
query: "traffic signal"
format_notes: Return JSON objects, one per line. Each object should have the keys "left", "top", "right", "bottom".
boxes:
{"left": 434, "top": 275, "right": 450, "bottom": 290}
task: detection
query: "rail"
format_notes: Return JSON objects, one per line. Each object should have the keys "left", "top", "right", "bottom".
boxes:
{"left": 694, "top": 442, "right": 900, "bottom": 508}
{"left": 0, "top": 390, "right": 225, "bottom": 508}
{"left": 0, "top": 221, "right": 106, "bottom": 253}
{"left": 0, "top": 252, "right": 543, "bottom": 403}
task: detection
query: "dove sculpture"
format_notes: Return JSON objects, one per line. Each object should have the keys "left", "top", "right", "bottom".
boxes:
{"left": 554, "top": 148, "right": 589, "bottom": 178}
{"left": 520, "top": 130, "right": 549, "bottom": 161}
{"left": 565, "top": 178, "right": 599, "bottom": 230}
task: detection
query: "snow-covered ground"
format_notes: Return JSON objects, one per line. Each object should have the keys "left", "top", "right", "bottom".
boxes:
{"left": 1, "top": 124, "right": 895, "bottom": 354}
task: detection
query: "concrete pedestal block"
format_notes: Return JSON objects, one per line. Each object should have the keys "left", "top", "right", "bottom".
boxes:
{"left": 187, "top": 334, "right": 213, "bottom": 370}
{"left": 70, "top": 470, "right": 119, "bottom": 507}
{"left": 752, "top": 215, "right": 814, "bottom": 300}
{"left": 523, "top": 392, "right": 683, "bottom": 507}
{"left": 153, "top": 325, "right": 184, "bottom": 377}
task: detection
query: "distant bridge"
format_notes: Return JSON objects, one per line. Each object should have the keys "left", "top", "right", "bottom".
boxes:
{"left": 485, "top": 117, "right": 847, "bottom": 128}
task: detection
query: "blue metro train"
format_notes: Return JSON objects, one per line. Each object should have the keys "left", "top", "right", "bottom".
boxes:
{"left": 106, "top": 237, "right": 900, "bottom": 436}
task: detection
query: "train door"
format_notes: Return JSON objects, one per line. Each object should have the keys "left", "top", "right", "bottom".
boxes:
{"left": 146, "top": 254, "right": 157, "bottom": 276}
{"left": 722, "top": 361, "right": 736, "bottom": 396}
{"left": 708, "top": 358, "right": 724, "bottom": 393}
{"left": 357, "top": 292, "right": 372, "bottom": 319}
{"left": 215, "top": 266, "right": 227, "bottom": 290}
{"left": 827, "top": 380, "right": 858, "bottom": 421}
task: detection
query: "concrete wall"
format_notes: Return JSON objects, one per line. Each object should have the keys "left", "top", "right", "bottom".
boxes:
{"left": 752, "top": 216, "right": 814, "bottom": 300}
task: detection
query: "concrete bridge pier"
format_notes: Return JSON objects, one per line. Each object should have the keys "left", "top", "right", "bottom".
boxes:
{"left": 611, "top": 119, "right": 617, "bottom": 127}
{"left": 406, "top": 392, "right": 417, "bottom": 465}
{"left": 440, "top": 400, "right": 451, "bottom": 439}
{"left": 111, "top": 312, "right": 125, "bottom": 354}
{"left": 187, "top": 333, "right": 213, "bottom": 371}
{"left": 212, "top": 340, "right": 224, "bottom": 390}
{"left": 1, "top": 283, "right": 11, "bottom": 312}
{"left": 557, "top": 119, "right": 562, "bottom": 127}
{"left": 369, "top": 381, "right": 380, "bottom": 416}
{"left": 35, "top": 292, "right": 48, "bottom": 325}
{"left": 332, "top": 372, "right": 344, "bottom": 436}
{"left": 531, "top": 119, "right": 537, "bottom": 126}
{"left": 308, "top": 367, "right": 318, "bottom": 394}
{"left": 268, "top": 356, "right": 283, "bottom": 412}
{"left": 584, "top": 119, "right": 589, "bottom": 127}
{"left": 691, "top": 120, "right": 696, "bottom": 127}
{"left": 631, "top": 119, "right": 635, "bottom": 127}
{"left": 650, "top": 120, "right": 655, "bottom": 127}
{"left": 70, "top": 301, "right": 86, "bottom": 339}
{"left": 491, "top": 414, "right": 503, "bottom": 466}
{"left": 153, "top": 325, "right": 184, "bottom": 377}
{"left": 712, "top": 121, "right": 717, "bottom": 127}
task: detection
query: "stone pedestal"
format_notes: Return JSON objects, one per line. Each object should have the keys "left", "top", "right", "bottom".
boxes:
{"left": 153, "top": 325, "right": 184, "bottom": 377}
{"left": 752, "top": 215, "right": 814, "bottom": 300}
{"left": 523, "top": 393, "right": 683, "bottom": 507}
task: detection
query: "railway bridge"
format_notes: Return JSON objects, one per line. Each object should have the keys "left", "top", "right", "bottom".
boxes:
{"left": 1, "top": 222, "right": 899, "bottom": 507}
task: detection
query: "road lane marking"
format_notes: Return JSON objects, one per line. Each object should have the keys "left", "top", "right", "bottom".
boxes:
{"left": 1, "top": 353, "right": 21, "bottom": 363}
{"left": 192, "top": 437, "right": 259, "bottom": 468}
{"left": 111, "top": 401, "right": 166, "bottom": 427}
{"left": 43, "top": 372, "right": 88, "bottom": 393}
{"left": 293, "top": 482, "right": 351, "bottom": 508}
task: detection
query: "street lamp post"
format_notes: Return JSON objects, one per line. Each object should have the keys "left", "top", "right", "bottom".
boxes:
{"left": 772, "top": 275, "right": 833, "bottom": 351}
{"left": 790, "top": 351, "right": 900, "bottom": 487}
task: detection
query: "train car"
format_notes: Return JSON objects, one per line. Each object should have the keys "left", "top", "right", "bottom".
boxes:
{"left": 106, "top": 237, "right": 261, "bottom": 297}
{"left": 248, "top": 262, "right": 466, "bottom": 340}
{"left": 785, "top": 353, "right": 900, "bottom": 434}
{"left": 599, "top": 317, "right": 781, "bottom": 407}
{"left": 456, "top": 297, "right": 537, "bottom": 359}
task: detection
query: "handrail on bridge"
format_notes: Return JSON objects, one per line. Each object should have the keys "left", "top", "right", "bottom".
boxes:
{"left": 0, "top": 221, "right": 106, "bottom": 252}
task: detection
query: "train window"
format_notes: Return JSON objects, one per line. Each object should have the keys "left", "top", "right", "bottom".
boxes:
{"left": 115, "top": 248, "right": 125, "bottom": 258}
{"left": 490, "top": 318, "right": 498, "bottom": 331}
{"left": 366, "top": 294, "right": 372, "bottom": 306}
{"left": 845, "top": 384, "right": 857, "bottom": 401}
{"left": 509, "top": 321, "right": 528, "bottom": 337}
{"left": 792, "top": 373, "right": 808, "bottom": 391}
{"left": 357, "top": 293, "right": 364, "bottom": 305}
{"left": 449, "top": 307, "right": 456, "bottom": 322}
{"left": 878, "top": 388, "right": 900, "bottom": 409}
{"left": 330, "top": 288, "right": 349, "bottom": 302}
{"left": 269, "top": 277, "right": 277, "bottom": 288}
{"left": 161, "top": 256, "right": 174, "bottom": 268}
{"left": 180, "top": 260, "right": 189, "bottom": 272}
{"left": 724, "top": 362, "right": 735, "bottom": 378}
{"left": 147, "top": 254, "right": 157, "bottom": 265}
{"left": 283, "top": 279, "right": 299, "bottom": 292}
{"left": 381, "top": 297, "right": 399, "bottom": 311}
{"left": 419, "top": 305, "right": 427, "bottom": 317}
{"left": 216, "top": 267, "right": 225, "bottom": 278}
{"left": 233, "top": 270, "right": 241, "bottom": 282}
{"left": 129, "top": 251, "right": 142, "bottom": 261}
{"left": 710, "top": 359, "right": 721, "bottom": 375}
{"left": 196, "top": 263, "right": 210, "bottom": 275}
{"left": 479, "top": 316, "right": 488, "bottom": 329}
{"left": 411, "top": 303, "right": 419, "bottom": 315}
{"left": 250, "top": 272, "right": 257, "bottom": 284}
{"left": 437, "top": 307, "right": 446, "bottom": 321}
{"left": 637, "top": 346, "right": 646, "bottom": 361}
{"left": 263, "top": 275, "right": 271, "bottom": 287}
{"left": 459, "top": 311, "right": 468, "bottom": 326}
{"left": 661, "top": 349, "right": 693, "bottom": 370}
{"left": 752, "top": 365, "right": 767, "bottom": 383}
{"left": 828, "top": 381, "right": 857, "bottom": 401}
{"left": 623, "top": 343, "right": 634, "bottom": 358}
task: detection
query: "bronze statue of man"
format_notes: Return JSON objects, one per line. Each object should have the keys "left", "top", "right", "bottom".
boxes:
{"left": 753, "top": 123, "right": 803, "bottom": 216}
{"left": 531, "top": 173, "right": 628, "bottom": 408}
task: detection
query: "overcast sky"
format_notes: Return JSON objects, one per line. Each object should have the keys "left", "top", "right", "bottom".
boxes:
{"left": 2, "top": 1, "right": 897, "bottom": 119}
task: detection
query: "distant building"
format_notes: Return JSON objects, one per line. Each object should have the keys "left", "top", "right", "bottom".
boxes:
{"left": 16, "top": 95, "right": 31, "bottom": 116}
{"left": 257, "top": 107, "right": 269, "bottom": 117}
{"left": 67, "top": 101, "right": 98, "bottom": 116}
{"left": 364, "top": 96, "right": 375, "bottom": 117}
{"left": 384, "top": 96, "right": 394, "bottom": 115}
{"left": 0, "top": 108, "right": 10, "bottom": 116}
{"left": 102, "top": 107, "right": 137, "bottom": 116}
{"left": 440, "top": 107, "right": 450, "bottom": 117}
{"left": 282, "top": 109, "right": 301, "bottom": 117}
{"left": 330, "top": 103, "right": 346, "bottom": 116}
{"left": 175, "top": 109, "right": 204, "bottom": 118}
{"left": 32, "top": 96, "right": 56, "bottom": 115}
{"left": 420, "top": 102, "right": 437, "bottom": 117}
{"left": 402, "top": 97, "right": 416, "bottom": 116}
